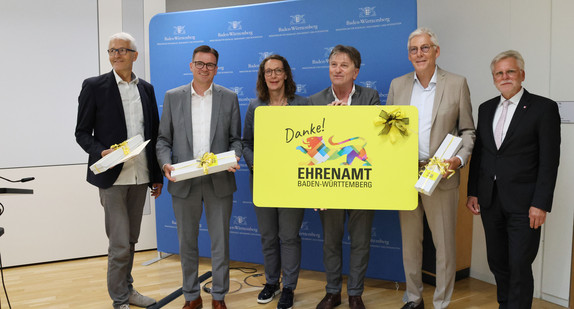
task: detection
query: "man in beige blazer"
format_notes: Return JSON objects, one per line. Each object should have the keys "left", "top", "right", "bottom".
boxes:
{"left": 387, "top": 28, "right": 475, "bottom": 309}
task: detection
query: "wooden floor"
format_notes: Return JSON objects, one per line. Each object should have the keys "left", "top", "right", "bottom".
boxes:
{"left": 0, "top": 250, "right": 564, "bottom": 309}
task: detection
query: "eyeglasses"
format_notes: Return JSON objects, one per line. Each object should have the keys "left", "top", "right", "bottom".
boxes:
{"left": 408, "top": 44, "right": 436, "bottom": 55}
{"left": 107, "top": 48, "right": 136, "bottom": 55}
{"left": 493, "top": 69, "right": 520, "bottom": 79}
{"left": 264, "top": 68, "right": 285, "bottom": 76}
{"left": 193, "top": 61, "right": 217, "bottom": 71}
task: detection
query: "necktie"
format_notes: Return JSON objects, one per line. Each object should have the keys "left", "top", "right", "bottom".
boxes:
{"left": 494, "top": 100, "right": 510, "bottom": 149}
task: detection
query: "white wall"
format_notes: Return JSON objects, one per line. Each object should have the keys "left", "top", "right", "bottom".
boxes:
{"left": 542, "top": 0, "right": 574, "bottom": 305}
{"left": 0, "top": 1, "right": 98, "bottom": 168}
{"left": 0, "top": 0, "right": 166, "bottom": 268}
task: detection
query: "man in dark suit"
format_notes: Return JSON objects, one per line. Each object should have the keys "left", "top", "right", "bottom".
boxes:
{"left": 467, "top": 50, "right": 561, "bottom": 308}
{"left": 75, "top": 32, "right": 163, "bottom": 309}
{"left": 156, "top": 45, "right": 242, "bottom": 309}
{"left": 309, "top": 45, "right": 380, "bottom": 309}
{"left": 387, "top": 28, "right": 475, "bottom": 309}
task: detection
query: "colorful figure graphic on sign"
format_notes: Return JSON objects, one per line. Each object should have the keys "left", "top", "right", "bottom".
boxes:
{"left": 296, "top": 136, "right": 371, "bottom": 166}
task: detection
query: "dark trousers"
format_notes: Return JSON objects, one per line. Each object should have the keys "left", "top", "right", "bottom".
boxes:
{"left": 481, "top": 185, "right": 541, "bottom": 309}
{"left": 319, "top": 209, "right": 374, "bottom": 296}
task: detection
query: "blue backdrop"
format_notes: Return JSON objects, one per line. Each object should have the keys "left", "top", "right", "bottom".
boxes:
{"left": 149, "top": 0, "right": 416, "bottom": 282}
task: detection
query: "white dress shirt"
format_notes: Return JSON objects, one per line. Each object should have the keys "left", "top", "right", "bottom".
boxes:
{"left": 410, "top": 66, "right": 438, "bottom": 161}
{"left": 112, "top": 70, "right": 150, "bottom": 185}
{"left": 331, "top": 84, "right": 356, "bottom": 105}
{"left": 191, "top": 82, "right": 213, "bottom": 159}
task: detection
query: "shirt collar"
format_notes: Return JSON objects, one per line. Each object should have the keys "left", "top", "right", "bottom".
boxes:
{"left": 113, "top": 70, "right": 138, "bottom": 85}
{"left": 331, "top": 84, "right": 356, "bottom": 102}
{"left": 413, "top": 66, "right": 438, "bottom": 88}
{"left": 191, "top": 82, "right": 213, "bottom": 96}
{"left": 499, "top": 87, "right": 524, "bottom": 106}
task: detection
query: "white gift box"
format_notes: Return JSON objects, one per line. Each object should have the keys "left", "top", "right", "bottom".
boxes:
{"left": 414, "top": 133, "right": 463, "bottom": 196}
{"left": 171, "top": 150, "right": 237, "bottom": 182}
{"left": 90, "top": 135, "right": 149, "bottom": 175}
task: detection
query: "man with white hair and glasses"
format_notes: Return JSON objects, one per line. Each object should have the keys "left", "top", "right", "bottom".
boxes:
{"left": 387, "top": 28, "right": 475, "bottom": 309}
{"left": 76, "top": 32, "right": 163, "bottom": 309}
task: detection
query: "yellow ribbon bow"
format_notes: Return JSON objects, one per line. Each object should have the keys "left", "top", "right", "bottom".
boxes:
{"left": 421, "top": 157, "right": 456, "bottom": 180}
{"left": 198, "top": 152, "right": 218, "bottom": 175}
{"left": 110, "top": 141, "right": 130, "bottom": 155}
{"left": 374, "top": 108, "right": 409, "bottom": 143}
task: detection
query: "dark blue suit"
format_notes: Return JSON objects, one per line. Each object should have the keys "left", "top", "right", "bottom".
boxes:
{"left": 468, "top": 89, "right": 560, "bottom": 308}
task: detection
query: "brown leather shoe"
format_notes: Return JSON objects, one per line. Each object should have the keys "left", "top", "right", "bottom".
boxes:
{"left": 316, "top": 292, "right": 341, "bottom": 309}
{"left": 212, "top": 299, "right": 227, "bottom": 309}
{"left": 349, "top": 295, "right": 366, "bottom": 309}
{"left": 182, "top": 296, "right": 203, "bottom": 309}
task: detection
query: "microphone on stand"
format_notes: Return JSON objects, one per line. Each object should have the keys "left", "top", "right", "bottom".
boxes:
{"left": 0, "top": 176, "right": 35, "bottom": 183}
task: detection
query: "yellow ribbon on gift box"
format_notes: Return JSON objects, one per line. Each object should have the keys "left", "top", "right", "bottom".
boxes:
{"left": 198, "top": 152, "right": 218, "bottom": 175}
{"left": 420, "top": 157, "right": 455, "bottom": 180}
{"left": 174, "top": 152, "right": 237, "bottom": 175}
{"left": 417, "top": 135, "right": 458, "bottom": 192}
{"left": 374, "top": 108, "right": 409, "bottom": 144}
{"left": 111, "top": 141, "right": 130, "bottom": 155}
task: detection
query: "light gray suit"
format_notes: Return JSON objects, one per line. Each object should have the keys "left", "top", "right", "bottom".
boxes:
{"left": 387, "top": 67, "right": 475, "bottom": 308}
{"left": 156, "top": 83, "right": 242, "bottom": 302}
{"left": 309, "top": 84, "right": 380, "bottom": 296}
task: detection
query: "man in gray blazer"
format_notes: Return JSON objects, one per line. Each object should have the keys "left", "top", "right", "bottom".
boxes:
{"left": 387, "top": 28, "right": 475, "bottom": 309}
{"left": 309, "top": 45, "right": 380, "bottom": 309}
{"left": 156, "top": 45, "right": 242, "bottom": 309}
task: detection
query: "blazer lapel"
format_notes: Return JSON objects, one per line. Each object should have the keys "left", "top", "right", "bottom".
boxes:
{"left": 107, "top": 71, "right": 127, "bottom": 128}
{"left": 182, "top": 84, "right": 194, "bottom": 152}
{"left": 210, "top": 85, "right": 222, "bottom": 146}
{"left": 430, "top": 67, "right": 446, "bottom": 127}
{"left": 500, "top": 89, "right": 531, "bottom": 150}
{"left": 483, "top": 98, "right": 498, "bottom": 150}
{"left": 137, "top": 82, "right": 151, "bottom": 140}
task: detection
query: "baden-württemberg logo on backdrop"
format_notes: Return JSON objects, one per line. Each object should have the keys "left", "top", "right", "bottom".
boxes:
{"left": 229, "top": 85, "right": 254, "bottom": 106}
{"left": 229, "top": 86, "right": 244, "bottom": 97}
{"left": 299, "top": 221, "right": 322, "bottom": 241}
{"left": 161, "top": 25, "right": 197, "bottom": 43}
{"left": 273, "top": 13, "right": 322, "bottom": 35}
{"left": 174, "top": 26, "right": 186, "bottom": 35}
{"left": 216, "top": 20, "right": 255, "bottom": 38}
{"left": 232, "top": 215, "right": 248, "bottom": 226}
{"left": 290, "top": 14, "right": 306, "bottom": 25}
{"left": 359, "top": 6, "right": 377, "bottom": 18}
{"left": 360, "top": 81, "right": 377, "bottom": 90}
{"left": 296, "top": 84, "right": 307, "bottom": 95}
{"left": 230, "top": 215, "right": 259, "bottom": 236}
{"left": 324, "top": 47, "right": 335, "bottom": 59}
{"left": 228, "top": 21, "right": 242, "bottom": 31}
{"left": 344, "top": 6, "right": 392, "bottom": 27}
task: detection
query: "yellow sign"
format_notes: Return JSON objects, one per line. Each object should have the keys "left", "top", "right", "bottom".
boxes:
{"left": 253, "top": 105, "right": 418, "bottom": 210}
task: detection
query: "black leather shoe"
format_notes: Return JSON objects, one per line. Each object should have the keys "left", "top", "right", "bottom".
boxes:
{"left": 401, "top": 299, "right": 424, "bottom": 309}
{"left": 316, "top": 292, "right": 341, "bottom": 309}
